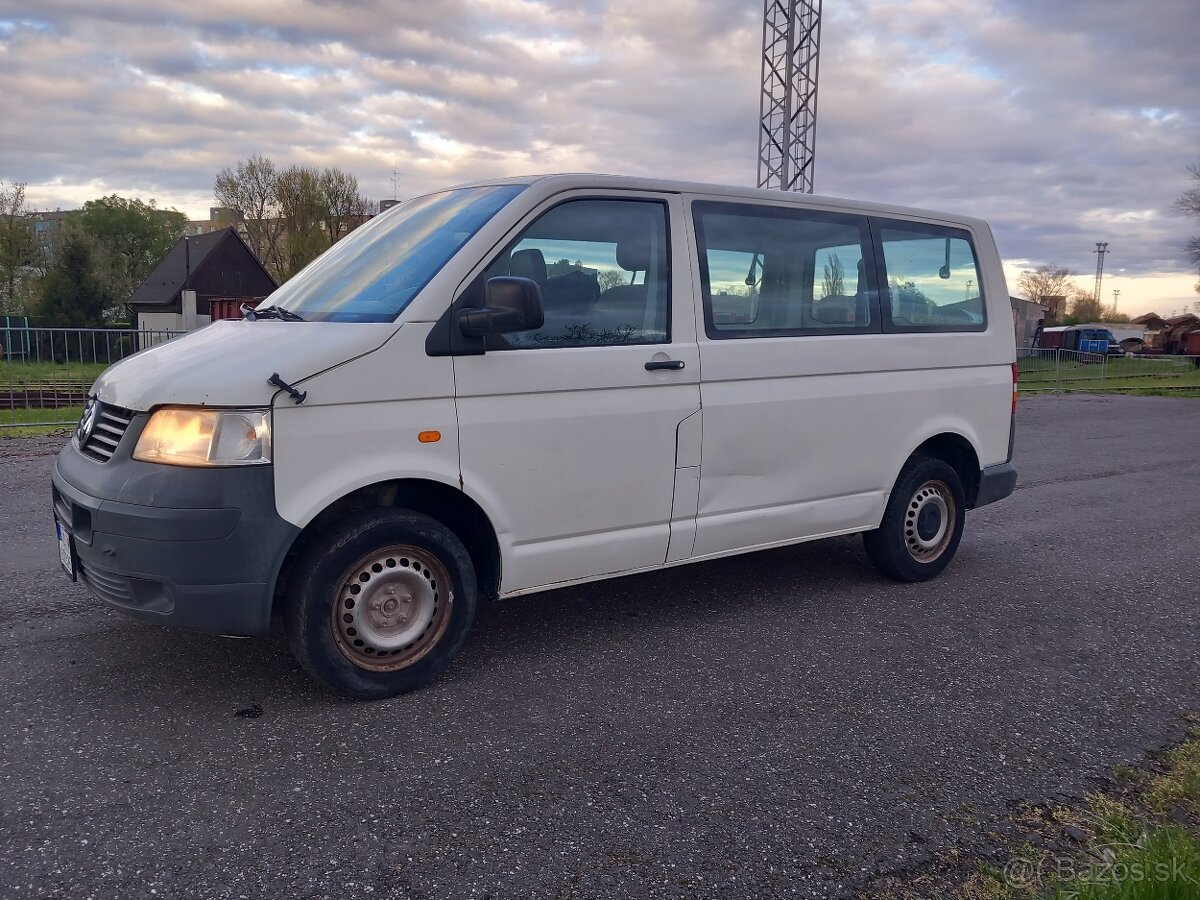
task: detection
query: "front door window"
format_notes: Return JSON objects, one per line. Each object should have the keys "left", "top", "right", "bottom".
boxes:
{"left": 483, "top": 199, "right": 670, "bottom": 348}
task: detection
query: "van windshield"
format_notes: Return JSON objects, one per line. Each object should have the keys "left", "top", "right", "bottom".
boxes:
{"left": 263, "top": 184, "right": 525, "bottom": 322}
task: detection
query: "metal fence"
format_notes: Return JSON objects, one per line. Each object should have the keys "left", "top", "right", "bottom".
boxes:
{"left": 1018, "top": 348, "right": 1200, "bottom": 393}
{"left": 1, "top": 326, "right": 186, "bottom": 430}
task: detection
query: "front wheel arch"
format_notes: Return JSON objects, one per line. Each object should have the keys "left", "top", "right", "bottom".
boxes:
{"left": 273, "top": 478, "right": 502, "bottom": 618}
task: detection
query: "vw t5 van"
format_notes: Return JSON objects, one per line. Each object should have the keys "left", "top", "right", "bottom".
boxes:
{"left": 51, "top": 175, "right": 1018, "bottom": 698}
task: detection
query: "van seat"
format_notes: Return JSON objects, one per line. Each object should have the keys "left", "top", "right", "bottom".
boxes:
{"left": 543, "top": 269, "right": 600, "bottom": 311}
{"left": 812, "top": 296, "right": 854, "bottom": 325}
{"left": 509, "top": 248, "right": 547, "bottom": 284}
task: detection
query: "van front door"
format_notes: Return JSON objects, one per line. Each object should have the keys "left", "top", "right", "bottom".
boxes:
{"left": 452, "top": 193, "right": 701, "bottom": 594}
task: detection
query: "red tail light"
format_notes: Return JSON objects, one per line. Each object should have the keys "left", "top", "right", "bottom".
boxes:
{"left": 1011, "top": 362, "right": 1019, "bottom": 413}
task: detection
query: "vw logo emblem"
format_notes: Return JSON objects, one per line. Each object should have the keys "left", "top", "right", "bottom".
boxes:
{"left": 76, "top": 398, "right": 98, "bottom": 445}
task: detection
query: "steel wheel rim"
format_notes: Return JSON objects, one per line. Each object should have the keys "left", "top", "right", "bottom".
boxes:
{"left": 904, "top": 479, "right": 955, "bottom": 562}
{"left": 331, "top": 544, "right": 453, "bottom": 672}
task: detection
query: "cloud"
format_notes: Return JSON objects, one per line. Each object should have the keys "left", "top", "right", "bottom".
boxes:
{"left": 0, "top": 0, "right": 1197, "bottom": 312}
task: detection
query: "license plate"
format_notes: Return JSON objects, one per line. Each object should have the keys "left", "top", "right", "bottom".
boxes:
{"left": 55, "top": 521, "right": 76, "bottom": 581}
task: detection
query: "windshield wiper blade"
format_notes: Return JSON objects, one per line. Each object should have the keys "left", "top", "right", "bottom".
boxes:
{"left": 242, "top": 303, "right": 305, "bottom": 322}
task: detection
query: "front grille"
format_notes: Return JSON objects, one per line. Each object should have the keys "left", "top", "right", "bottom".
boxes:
{"left": 79, "top": 402, "right": 135, "bottom": 462}
{"left": 79, "top": 562, "right": 133, "bottom": 605}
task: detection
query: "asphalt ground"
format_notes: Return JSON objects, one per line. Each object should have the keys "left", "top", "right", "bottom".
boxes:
{"left": 1, "top": 394, "right": 1198, "bottom": 899}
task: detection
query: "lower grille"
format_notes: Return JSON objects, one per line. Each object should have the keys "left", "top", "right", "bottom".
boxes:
{"left": 79, "top": 562, "right": 172, "bottom": 615}
{"left": 80, "top": 562, "right": 133, "bottom": 605}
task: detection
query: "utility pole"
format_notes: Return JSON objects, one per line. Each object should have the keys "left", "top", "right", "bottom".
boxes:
{"left": 1112, "top": 289, "right": 1120, "bottom": 313}
{"left": 757, "top": 0, "right": 822, "bottom": 192}
{"left": 1093, "top": 242, "right": 1109, "bottom": 304}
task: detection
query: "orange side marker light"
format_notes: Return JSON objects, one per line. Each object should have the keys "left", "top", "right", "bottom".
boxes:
{"left": 418, "top": 430, "right": 441, "bottom": 443}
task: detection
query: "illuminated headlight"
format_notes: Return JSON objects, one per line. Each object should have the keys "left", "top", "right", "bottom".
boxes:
{"left": 133, "top": 407, "right": 271, "bottom": 467}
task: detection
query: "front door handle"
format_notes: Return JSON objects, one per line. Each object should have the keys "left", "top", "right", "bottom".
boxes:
{"left": 645, "top": 359, "right": 685, "bottom": 371}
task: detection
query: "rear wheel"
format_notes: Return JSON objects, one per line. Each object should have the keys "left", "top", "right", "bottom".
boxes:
{"left": 863, "top": 456, "right": 966, "bottom": 582}
{"left": 284, "top": 508, "right": 477, "bottom": 699}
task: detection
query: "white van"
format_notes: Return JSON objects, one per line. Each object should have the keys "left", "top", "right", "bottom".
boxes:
{"left": 52, "top": 175, "right": 1018, "bottom": 698}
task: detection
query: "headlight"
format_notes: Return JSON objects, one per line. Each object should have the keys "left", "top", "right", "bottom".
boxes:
{"left": 133, "top": 407, "right": 271, "bottom": 467}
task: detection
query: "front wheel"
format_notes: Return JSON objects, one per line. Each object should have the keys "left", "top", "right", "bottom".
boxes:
{"left": 863, "top": 457, "right": 966, "bottom": 582}
{"left": 284, "top": 508, "right": 478, "bottom": 699}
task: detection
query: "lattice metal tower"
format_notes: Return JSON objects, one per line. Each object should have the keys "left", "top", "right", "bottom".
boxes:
{"left": 1093, "top": 242, "right": 1109, "bottom": 303}
{"left": 757, "top": 0, "right": 823, "bottom": 193}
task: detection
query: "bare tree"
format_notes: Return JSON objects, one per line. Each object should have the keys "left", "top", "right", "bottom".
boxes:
{"left": 319, "top": 168, "right": 371, "bottom": 243}
{"left": 276, "top": 165, "right": 328, "bottom": 278}
{"left": 351, "top": 194, "right": 376, "bottom": 221}
{"left": 1173, "top": 162, "right": 1200, "bottom": 293}
{"left": 821, "top": 252, "right": 844, "bottom": 298}
{"left": 597, "top": 269, "right": 627, "bottom": 292}
{"left": 1016, "top": 264, "right": 1074, "bottom": 302}
{"left": 215, "top": 156, "right": 377, "bottom": 282}
{"left": 214, "top": 154, "right": 286, "bottom": 280}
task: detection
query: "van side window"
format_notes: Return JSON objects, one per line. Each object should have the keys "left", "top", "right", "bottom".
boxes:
{"left": 483, "top": 199, "right": 669, "bottom": 348}
{"left": 693, "top": 201, "right": 877, "bottom": 338}
{"left": 876, "top": 222, "right": 986, "bottom": 332}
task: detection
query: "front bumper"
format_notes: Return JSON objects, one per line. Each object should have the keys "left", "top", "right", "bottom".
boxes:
{"left": 51, "top": 419, "right": 299, "bottom": 636}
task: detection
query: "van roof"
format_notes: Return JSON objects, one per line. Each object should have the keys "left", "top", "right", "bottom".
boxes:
{"left": 441, "top": 173, "right": 991, "bottom": 231}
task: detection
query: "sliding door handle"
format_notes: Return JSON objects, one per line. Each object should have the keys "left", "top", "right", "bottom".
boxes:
{"left": 645, "top": 359, "right": 686, "bottom": 371}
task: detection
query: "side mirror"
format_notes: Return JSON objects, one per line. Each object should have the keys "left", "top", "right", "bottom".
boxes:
{"left": 456, "top": 276, "right": 544, "bottom": 337}
{"left": 938, "top": 237, "right": 952, "bottom": 279}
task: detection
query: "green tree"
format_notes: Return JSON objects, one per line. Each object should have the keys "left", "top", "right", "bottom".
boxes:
{"left": 77, "top": 195, "right": 187, "bottom": 299}
{"left": 35, "top": 227, "right": 113, "bottom": 326}
{"left": 891, "top": 278, "right": 930, "bottom": 311}
{"left": 0, "top": 181, "right": 36, "bottom": 315}
{"left": 1067, "top": 283, "right": 1103, "bottom": 322}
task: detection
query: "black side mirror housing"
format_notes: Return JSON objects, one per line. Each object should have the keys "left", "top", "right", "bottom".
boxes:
{"left": 456, "top": 276, "right": 545, "bottom": 337}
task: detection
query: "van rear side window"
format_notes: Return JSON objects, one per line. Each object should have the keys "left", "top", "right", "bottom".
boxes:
{"left": 876, "top": 222, "right": 986, "bottom": 332}
{"left": 693, "top": 201, "right": 878, "bottom": 339}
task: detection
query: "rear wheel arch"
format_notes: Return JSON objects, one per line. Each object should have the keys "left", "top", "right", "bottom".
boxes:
{"left": 905, "top": 432, "right": 982, "bottom": 509}
{"left": 274, "top": 478, "right": 502, "bottom": 614}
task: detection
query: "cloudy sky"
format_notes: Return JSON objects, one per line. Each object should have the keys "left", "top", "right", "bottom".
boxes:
{"left": 1, "top": 0, "right": 1197, "bottom": 315}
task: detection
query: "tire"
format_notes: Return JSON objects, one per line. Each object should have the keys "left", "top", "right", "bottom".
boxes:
{"left": 284, "top": 508, "right": 477, "bottom": 700}
{"left": 863, "top": 456, "right": 966, "bottom": 583}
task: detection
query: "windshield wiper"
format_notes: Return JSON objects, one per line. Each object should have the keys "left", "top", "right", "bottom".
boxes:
{"left": 242, "top": 303, "right": 305, "bottom": 322}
